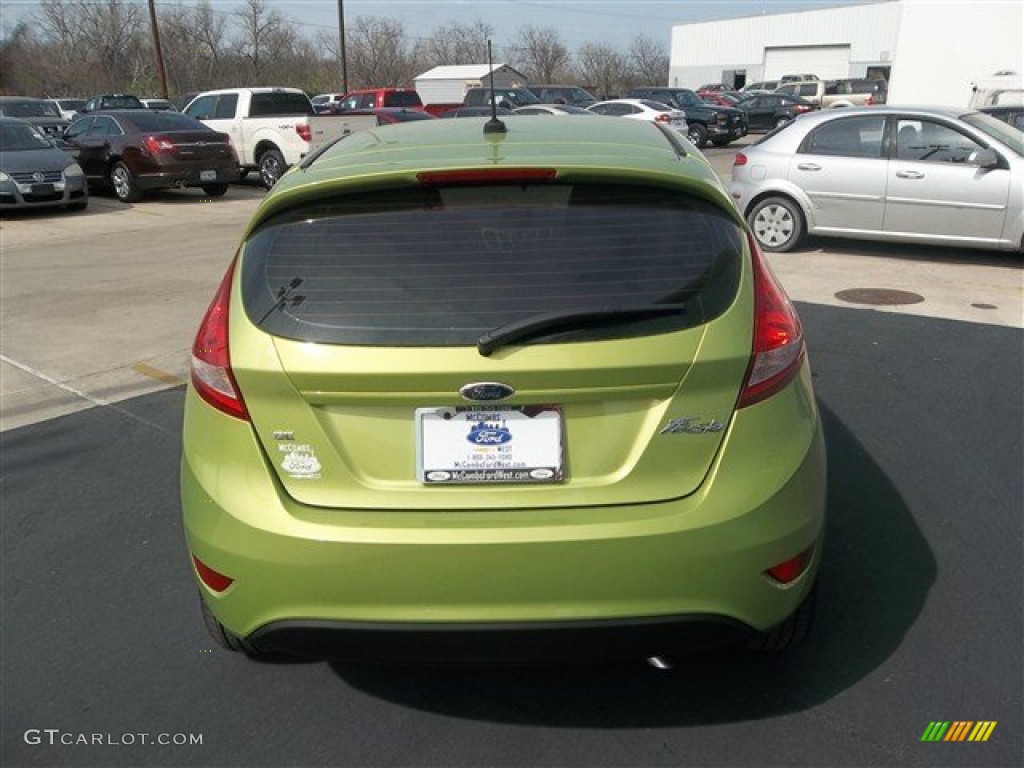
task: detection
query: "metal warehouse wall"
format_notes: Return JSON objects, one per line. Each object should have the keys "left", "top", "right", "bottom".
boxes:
{"left": 669, "top": 1, "right": 901, "bottom": 88}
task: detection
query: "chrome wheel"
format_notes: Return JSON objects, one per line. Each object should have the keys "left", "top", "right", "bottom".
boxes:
{"left": 110, "top": 162, "right": 141, "bottom": 203}
{"left": 258, "top": 150, "right": 285, "bottom": 189}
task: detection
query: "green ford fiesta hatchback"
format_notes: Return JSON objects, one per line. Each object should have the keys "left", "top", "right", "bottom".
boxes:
{"left": 181, "top": 115, "right": 826, "bottom": 663}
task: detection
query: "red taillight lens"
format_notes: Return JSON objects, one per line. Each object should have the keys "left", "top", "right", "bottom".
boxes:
{"left": 296, "top": 123, "right": 311, "bottom": 142}
{"left": 417, "top": 168, "right": 557, "bottom": 186}
{"left": 865, "top": 94, "right": 874, "bottom": 106}
{"left": 192, "top": 555, "right": 234, "bottom": 592}
{"left": 655, "top": 113, "right": 671, "bottom": 123}
{"left": 765, "top": 545, "right": 815, "bottom": 584}
{"left": 190, "top": 259, "right": 249, "bottom": 420}
{"left": 733, "top": 152, "right": 748, "bottom": 167}
{"left": 738, "top": 233, "right": 805, "bottom": 408}
{"left": 142, "top": 134, "right": 176, "bottom": 154}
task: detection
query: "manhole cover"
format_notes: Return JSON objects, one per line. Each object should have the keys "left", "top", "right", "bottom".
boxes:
{"left": 835, "top": 288, "right": 925, "bottom": 306}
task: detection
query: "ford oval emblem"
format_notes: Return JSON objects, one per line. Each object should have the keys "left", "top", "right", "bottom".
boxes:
{"left": 459, "top": 382, "right": 515, "bottom": 401}
{"left": 467, "top": 421, "right": 513, "bottom": 445}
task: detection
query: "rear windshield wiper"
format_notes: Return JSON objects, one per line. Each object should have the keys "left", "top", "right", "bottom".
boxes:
{"left": 477, "top": 303, "right": 687, "bottom": 357}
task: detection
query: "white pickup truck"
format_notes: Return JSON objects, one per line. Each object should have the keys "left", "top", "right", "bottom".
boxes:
{"left": 183, "top": 87, "right": 336, "bottom": 188}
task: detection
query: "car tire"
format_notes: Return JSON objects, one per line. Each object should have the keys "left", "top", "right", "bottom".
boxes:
{"left": 198, "top": 593, "right": 262, "bottom": 655}
{"left": 110, "top": 161, "right": 141, "bottom": 203}
{"left": 201, "top": 183, "right": 229, "bottom": 197}
{"left": 687, "top": 123, "right": 708, "bottom": 148}
{"left": 258, "top": 149, "right": 286, "bottom": 189}
{"left": 748, "top": 195, "right": 805, "bottom": 252}
{"left": 774, "top": 116, "right": 792, "bottom": 130}
{"left": 745, "top": 583, "right": 817, "bottom": 651}
{"left": 237, "top": 168, "right": 249, "bottom": 180}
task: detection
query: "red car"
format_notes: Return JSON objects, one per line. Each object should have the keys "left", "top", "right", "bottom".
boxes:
{"left": 319, "top": 107, "right": 436, "bottom": 125}
{"left": 332, "top": 88, "right": 424, "bottom": 112}
{"left": 62, "top": 110, "right": 239, "bottom": 202}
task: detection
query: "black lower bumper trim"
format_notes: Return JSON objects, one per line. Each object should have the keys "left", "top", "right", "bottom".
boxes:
{"left": 249, "top": 614, "right": 754, "bottom": 664}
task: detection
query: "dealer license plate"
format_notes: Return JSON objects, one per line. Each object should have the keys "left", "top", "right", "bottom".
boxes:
{"left": 199, "top": 170, "right": 217, "bottom": 182}
{"left": 416, "top": 406, "right": 564, "bottom": 485}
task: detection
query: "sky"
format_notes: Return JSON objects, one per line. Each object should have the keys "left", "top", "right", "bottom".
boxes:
{"left": 0, "top": 0, "right": 886, "bottom": 50}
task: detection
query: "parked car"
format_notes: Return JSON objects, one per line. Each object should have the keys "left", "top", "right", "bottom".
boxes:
{"left": 732, "top": 93, "right": 818, "bottom": 131}
{"left": 332, "top": 88, "right": 423, "bottom": 112}
{"left": 463, "top": 87, "right": 541, "bottom": 110}
{"left": 140, "top": 98, "right": 177, "bottom": 111}
{"left": 697, "top": 83, "right": 730, "bottom": 93}
{"left": 627, "top": 87, "right": 747, "bottom": 147}
{"left": 979, "top": 105, "right": 1024, "bottom": 130}
{"left": 46, "top": 97, "right": 86, "bottom": 121}
{"left": 80, "top": 93, "right": 145, "bottom": 113}
{"left": 700, "top": 92, "right": 742, "bottom": 107}
{"left": 182, "top": 115, "right": 825, "bottom": 663}
{"left": 320, "top": 107, "right": 437, "bottom": 124}
{"left": 527, "top": 85, "right": 598, "bottom": 107}
{"left": 587, "top": 99, "right": 688, "bottom": 136}
{"left": 174, "top": 91, "right": 201, "bottom": 112}
{"left": 439, "top": 106, "right": 513, "bottom": 119}
{"left": 512, "top": 104, "right": 595, "bottom": 116}
{"left": 0, "top": 96, "right": 68, "bottom": 138}
{"left": 0, "top": 116, "right": 87, "bottom": 211}
{"left": 741, "top": 80, "right": 780, "bottom": 93}
{"left": 311, "top": 93, "right": 345, "bottom": 113}
{"left": 61, "top": 110, "right": 239, "bottom": 202}
{"left": 826, "top": 78, "right": 888, "bottom": 106}
{"left": 779, "top": 74, "right": 818, "bottom": 84}
{"left": 730, "top": 106, "right": 1024, "bottom": 253}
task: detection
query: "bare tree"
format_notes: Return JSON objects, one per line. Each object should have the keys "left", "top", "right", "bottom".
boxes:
{"left": 347, "top": 16, "right": 419, "bottom": 87}
{"left": 510, "top": 25, "right": 570, "bottom": 83}
{"left": 575, "top": 43, "right": 630, "bottom": 99}
{"left": 416, "top": 19, "right": 494, "bottom": 66}
{"left": 232, "top": 0, "right": 287, "bottom": 80}
{"left": 629, "top": 34, "right": 669, "bottom": 87}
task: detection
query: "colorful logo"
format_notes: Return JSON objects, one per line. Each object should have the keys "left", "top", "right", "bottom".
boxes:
{"left": 920, "top": 721, "right": 997, "bottom": 742}
{"left": 466, "top": 419, "right": 513, "bottom": 446}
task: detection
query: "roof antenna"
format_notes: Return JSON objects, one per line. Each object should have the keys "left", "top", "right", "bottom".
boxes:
{"left": 483, "top": 39, "right": 507, "bottom": 135}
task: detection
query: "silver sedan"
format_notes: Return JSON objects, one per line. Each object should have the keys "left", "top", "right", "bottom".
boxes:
{"left": 730, "top": 106, "right": 1024, "bottom": 253}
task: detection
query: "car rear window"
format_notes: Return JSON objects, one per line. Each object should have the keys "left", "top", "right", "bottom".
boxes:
{"left": 240, "top": 183, "right": 742, "bottom": 347}
{"left": 249, "top": 92, "right": 315, "bottom": 116}
{"left": 121, "top": 112, "right": 211, "bottom": 131}
{"left": 382, "top": 91, "right": 422, "bottom": 108}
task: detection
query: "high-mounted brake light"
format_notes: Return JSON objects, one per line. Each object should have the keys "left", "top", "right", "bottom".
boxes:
{"left": 190, "top": 259, "right": 249, "bottom": 420}
{"left": 738, "top": 233, "right": 805, "bottom": 408}
{"left": 417, "top": 168, "right": 557, "bottom": 186}
{"left": 296, "top": 124, "right": 312, "bottom": 142}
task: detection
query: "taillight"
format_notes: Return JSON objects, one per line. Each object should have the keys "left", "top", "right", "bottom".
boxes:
{"left": 738, "top": 233, "right": 805, "bottom": 408}
{"left": 655, "top": 113, "right": 671, "bottom": 123}
{"left": 765, "top": 545, "right": 814, "bottom": 584}
{"left": 190, "top": 259, "right": 249, "bottom": 420}
{"left": 295, "top": 123, "right": 311, "bottom": 142}
{"left": 142, "top": 134, "right": 176, "bottom": 154}
{"left": 864, "top": 94, "right": 874, "bottom": 106}
{"left": 733, "top": 152, "right": 748, "bottom": 167}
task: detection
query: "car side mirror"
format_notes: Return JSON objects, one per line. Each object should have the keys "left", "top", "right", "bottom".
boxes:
{"left": 968, "top": 148, "right": 999, "bottom": 168}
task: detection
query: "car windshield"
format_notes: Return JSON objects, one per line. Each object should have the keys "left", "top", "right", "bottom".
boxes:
{"left": 641, "top": 100, "right": 672, "bottom": 112}
{"left": 0, "top": 122, "right": 55, "bottom": 150}
{"left": 2, "top": 100, "right": 61, "bottom": 118}
{"left": 102, "top": 96, "right": 144, "bottom": 109}
{"left": 57, "top": 99, "right": 85, "bottom": 111}
{"left": 240, "top": 183, "right": 743, "bottom": 347}
{"left": 960, "top": 111, "right": 1024, "bottom": 155}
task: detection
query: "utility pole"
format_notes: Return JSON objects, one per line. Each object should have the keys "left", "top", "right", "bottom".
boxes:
{"left": 337, "top": 0, "right": 348, "bottom": 92}
{"left": 148, "top": 0, "right": 169, "bottom": 99}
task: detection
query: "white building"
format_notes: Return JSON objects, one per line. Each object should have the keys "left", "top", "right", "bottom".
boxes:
{"left": 668, "top": 0, "right": 1023, "bottom": 106}
{"left": 414, "top": 64, "right": 528, "bottom": 106}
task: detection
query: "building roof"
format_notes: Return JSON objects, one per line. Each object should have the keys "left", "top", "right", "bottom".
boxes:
{"left": 415, "top": 64, "right": 525, "bottom": 82}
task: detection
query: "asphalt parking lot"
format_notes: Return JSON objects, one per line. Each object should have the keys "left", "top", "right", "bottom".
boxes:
{"left": 2, "top": 139, "right": 1022, "bottom": 767}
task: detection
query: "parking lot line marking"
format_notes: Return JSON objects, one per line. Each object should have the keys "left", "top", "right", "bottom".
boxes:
{"left": 1, "top": 354, "right": 174, "bottom": 436}
{"left": 132, "top": 363, "right": 185, "bottom": 386}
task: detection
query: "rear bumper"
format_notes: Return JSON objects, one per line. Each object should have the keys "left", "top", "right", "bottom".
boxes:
{"left": 182, "top": 366, "right": 826, "bottom": 660}
{"left": 250, "top": 614, "right": 752, "bottom": 663}
{"left": 136, "top": 163, "right": 239, "bottom": 190}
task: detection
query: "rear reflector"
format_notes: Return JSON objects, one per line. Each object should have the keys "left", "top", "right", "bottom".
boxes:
{"left": 192, "top": 555, "right": 234, "bottom": 592}
{"left": 417, "top": 168, "right": 557, "bottom": 186}
{"left": 738, "top": 233, "right": 805, "bottom": 408}
{"left": 765, "top": 545, "right": 814, "bottom": 584}
{"left": 733, "top": 152, "right": 748, "bottom": 167}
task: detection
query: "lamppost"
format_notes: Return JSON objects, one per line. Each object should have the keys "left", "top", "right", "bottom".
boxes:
{"left": 148, "top": 0, "right": 169, "bottom": 99}
{"left": 337, "top": 0, "right": 348, "bottom": 92}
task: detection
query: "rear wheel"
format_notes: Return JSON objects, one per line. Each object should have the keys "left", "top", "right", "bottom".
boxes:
{"left": 201, "top": 183, "right": 228, "bottom": 197}
{"left": 748, "top": 195, "right": 805, "bottom": 252}
{"left": 258, "top": 149, "right": 286, "bottom": 189}
{"left": 746, "top": 583, "right": 817, "bottom": 651}
{"left": 110, "top": 161, "right": 141, "bottom": 203}
{"left": 686, "top": 123, "right": 708, "bottom": 148}
{"left": 774, "top": 115, "right": 792, "bottom": 130}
